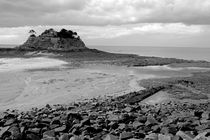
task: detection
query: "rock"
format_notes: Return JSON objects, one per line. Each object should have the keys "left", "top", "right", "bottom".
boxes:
{"left": 168, "top": 125, "right": 178, "bottom": 135}
{"left": 69, "top": 135, "right": 83, "bottom": 140}
{"left": 158, "top": 134, "right": 172, "bottom": 140}
{"left": 120, "top": 113, "right": 132, "bottom": 123}
{"left": 4, "top": 118, "right": 16, "bottom": 126}
{"left": 160, "top": 127, "right": 169, "bottom": 135}
{"left": 134, "top": 131, "right": 145, "bottom": 139}
{"left": 171, "top": 135, "right": 182, "bottom": 140}
{"left": 4, "top": 113, "right": 16, "bottom": 119}
{"left": 28, "top": 128, "right": 41, "bottom": 135}
{"left": 176, "top": 131, "right": 194, "bottom": 140}
{"left": 7, "top": 126, "right": 22, "bottom": 140}
{"left": 50, "top": 124, "right": 60, "bottom": 130}
{"left": 118, "top": 123, "right": 126, "bottom": 130}
{"left": 59, "top": 133, "right": 69, "bottom": 140}
{"left": 145, "top": 115, "right": 158, "bottom": 126}
{"left": 195, "top": 124, "right": 209, "bottom": 132}
{"left": 136, "top": 116, "right": 147, "bottom": 123}
{"left": 109, "top": 122, "right": 119, "bottom": 130}
{"left": 108, "top": 114, "right": 119, "bottom": 121}
{"left": 0, "top": 126, "right": 10, "bottom": 138}
{"left": 193, "top": 131, "right": 210, "bottom": 140}
{"left": 42, "top": 118, "right": 52, "bottom": 124}
{"left": 119, "top": 132, "right": 133, "bottom": 140}
{"left": 194, "top": 111, "right": 203, "bottom": 118}
{"left": 18, "top": 28, "right": 87, "bottom": 51}
{"left": 71, "top": 129, "right": 81, "bottom": 136}
{"left": 202, "top": 111, "right": 210, "bottom": 120}
{"left": 83, "top": 126, "right": 97, "bottom": 134}
{"left": 132, "top": 121, "right": 143, "bottom": 129}
{"left": 43, "top": 130, "right": 55, "bottom": 138}
{"left": 46, "top": 104, "right": 51, "bottom": 109}
{"left": 26, "top": 133, "right": 41, "bottom": 140}
{"left": 124, "top": 107, "right": 132, "bottom": 112}
{"left": 51, "top": 118, "right": 61, "bottom": 125}
{"left": 54, "top": 125, "right": 66, "bottom": 132}
{"left": 145, "top": 133, "right": 158, "bottom": 140}
{"left": 80, "top": 118, "right": 91, "bottom": 126}
{"left": 42, "top": 137, "right": 57, "bottom": 140}
{"left": 103, "top": 134, "right": 118, "bottom": 140}
{"left": 67, "top": 111, "right": 82, "bottom": 121}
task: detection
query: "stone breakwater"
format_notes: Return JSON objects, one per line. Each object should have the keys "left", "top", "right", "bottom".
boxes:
{"left": 0, "top": 97, "right": 210, "bottom": 140}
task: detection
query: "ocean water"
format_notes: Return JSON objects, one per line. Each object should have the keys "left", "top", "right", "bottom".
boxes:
{"left": 89, "top": 45, "right": 210, "bottom": 62}
{"left": 0, "top": 44, "right": 210, "bottom": 61}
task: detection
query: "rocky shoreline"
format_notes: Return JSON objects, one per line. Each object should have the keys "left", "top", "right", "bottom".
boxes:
{"left": 1, "top": 28, "right": 210, "bottom": 140}
{"left": 0, "top": 54, "right": 210, "bottom": 140}
{"left": 0, "top": 95, "right": 210, "bottom": 140}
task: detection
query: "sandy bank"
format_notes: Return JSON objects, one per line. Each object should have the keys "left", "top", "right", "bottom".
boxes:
{"left": 0, "top": 57, "right": 68, "bottom": 72}
{"left": 0, "top": 57, "right": 210, "bottom": 111}
{"left": 0, "top": 58, "right": 153, "bottom": 110}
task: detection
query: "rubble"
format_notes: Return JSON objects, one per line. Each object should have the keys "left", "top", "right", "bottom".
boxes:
{"left": 0, "top": 98, "right": 210, "bottom": 140}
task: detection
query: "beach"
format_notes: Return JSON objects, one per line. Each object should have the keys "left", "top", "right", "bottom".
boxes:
{"left": 0, "top": 56, "right": 209, "bottom": 111}
{"left": 0, "top": 57, "right": 147, "bottom": 110}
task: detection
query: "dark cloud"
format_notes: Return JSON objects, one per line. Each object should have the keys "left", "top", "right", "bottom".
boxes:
{"left": 0, "top": 0, "right": 210, "bottom": 27}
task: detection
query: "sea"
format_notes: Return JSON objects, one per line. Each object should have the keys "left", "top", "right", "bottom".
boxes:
{"left": 89, "top": 45, "right": 210, "bottom": 62}
{"left": 0, "top": 44, "right": 210, "bottom": 61}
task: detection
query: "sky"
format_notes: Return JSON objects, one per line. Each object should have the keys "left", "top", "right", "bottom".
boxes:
{"left": 0, "top": 0, "right": 210, "bottom": 48}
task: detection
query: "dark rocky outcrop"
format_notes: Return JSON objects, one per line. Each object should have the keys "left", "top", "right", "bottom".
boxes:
{"left": 17, "top": 28, "right": 87, "bottom": 51}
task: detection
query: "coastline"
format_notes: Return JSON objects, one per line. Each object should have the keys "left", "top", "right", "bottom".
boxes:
{"left": 0, "top": 50, "right": 210, "bottom": 139}
{"left": 0, "top": 55, "right": 209, "bottom": 111}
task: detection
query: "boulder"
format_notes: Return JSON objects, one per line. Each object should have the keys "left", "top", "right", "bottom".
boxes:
{"left": 119, "top": 132, "right": 133, "bottom": 140}
{"left": 26, "top": 133, "right": 41, "bottom": 140}
{"left": 54, "top": 125, "right": 66, "bottom": 132}
{"left": 59, "top": 133, "right": 69, "bottom": 140}
{"left": 0, "top": 126, "right": 10, "bottom": 138}
{"left": 145, "top": 115, "right": 158, "bottom": 126}
{"left": 176, "top": 131, "right": 194, "bottom": 140}
{"left": 158, "top": 134, "right": 172, "bottom": 140}
{"left": 201, "top": 111, "right": 210, "bottom": 120}
{"left": 43, "top": 130, "right": 55, "bottom": 138}
{"left": 69, "top": 135, "right": 83, "bottom": 140}
{"left": 103, "top": 134, "right": 118, "bottom": 140}
{"left": 145, "top": 133, "right": 158, "bottom": 140}
{"left": 4, "top": 118, "right": 16, "bottom": 126}
{"left": 193, "top": 131, "right": 210, "bottom": 140}
{"left": 132, "top": 121, "right": 143, "bottom": 129}
{"left": 7, "top": 126, "right": 22, "bottom": 140}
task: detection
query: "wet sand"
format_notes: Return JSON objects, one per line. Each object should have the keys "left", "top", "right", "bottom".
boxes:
{"left": 0, "top": 57, "right": 152, "bottom": 110}
{"left": 0, "top": 57, "right": 209, "bottom": 111}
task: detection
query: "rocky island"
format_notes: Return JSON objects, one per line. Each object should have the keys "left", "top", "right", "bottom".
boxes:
{"left": 18, "top": 29, "right": 87, "bottom": 51}
{"left": 0, "top": 29, "right": 210, "bottom": 140}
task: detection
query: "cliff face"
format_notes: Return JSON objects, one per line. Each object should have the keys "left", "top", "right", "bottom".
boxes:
{"left": 18, "top": 29, "right": 87, "bottom": 51}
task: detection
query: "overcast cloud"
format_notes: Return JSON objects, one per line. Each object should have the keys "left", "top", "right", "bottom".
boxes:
{"left": 0, "top": 0, "right": 209, "bottom": 47}
{"left": 0, "top": 0, "right": 210, "bottom": 27}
